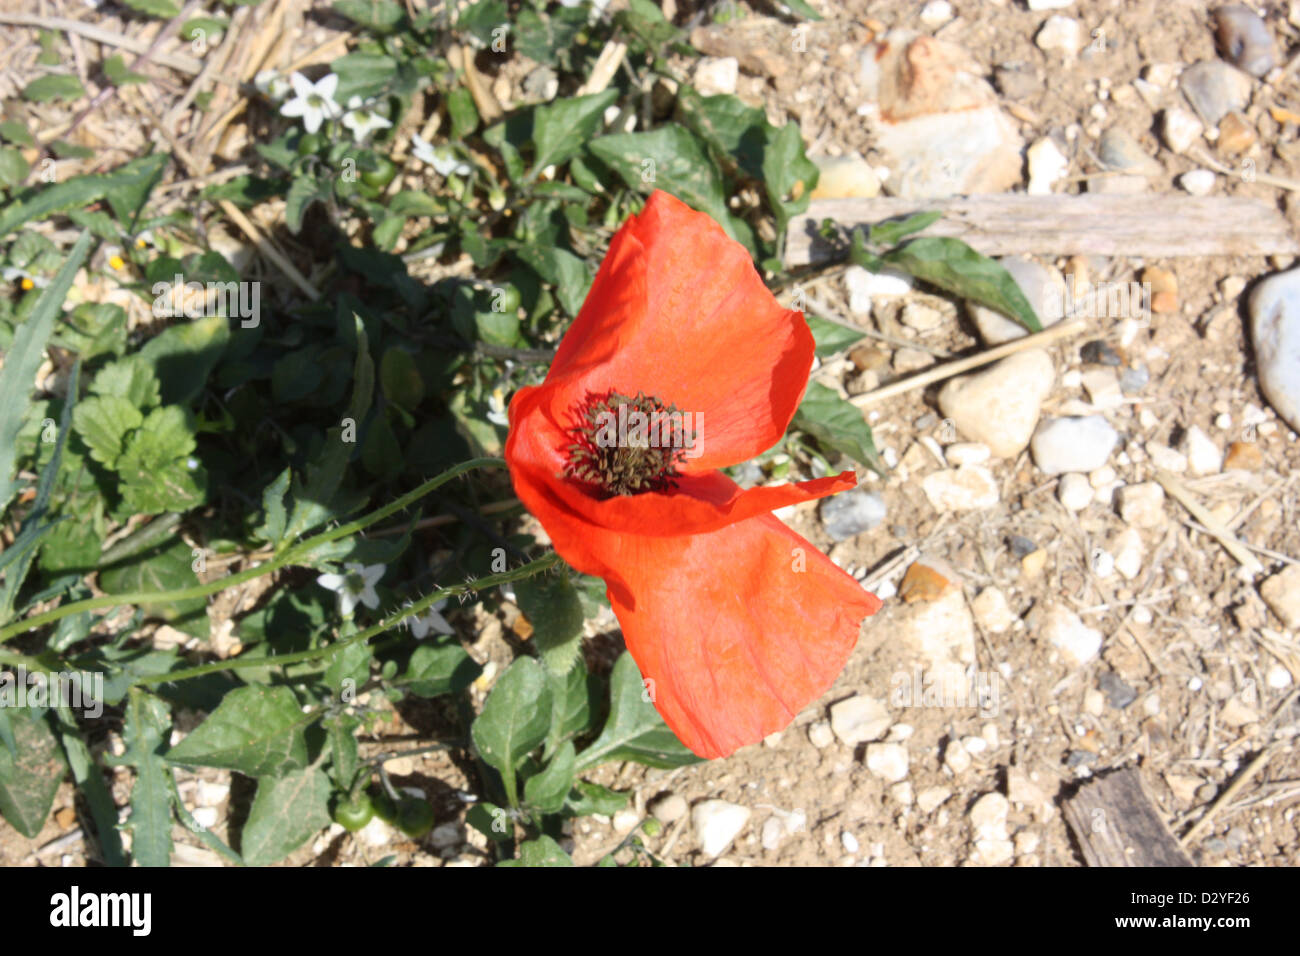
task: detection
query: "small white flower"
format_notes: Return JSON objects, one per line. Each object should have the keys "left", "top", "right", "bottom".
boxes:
{"left": 411, "top": 134, "right": 471, "bottom": 177}
{"left": 410, "top": 599, "right": 454, "bottom": 639}
{"left": 487, "top": 388, "right": 509, "bottom": 427}
{"left": 254, "top": 69, "right": 292, "bottom": 102}
{"left": 317, "top": 562, "right": 385, "bottom": 617}
{"left": 280, "top": 72, "right": 342, "bottom": 134}
{"left": 3, "top": 266, "right": 47, "bottom": 290}
{"left": 341, "top": 96, "right": 393, "bottom": 143}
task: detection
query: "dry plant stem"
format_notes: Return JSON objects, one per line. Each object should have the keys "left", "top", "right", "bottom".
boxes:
{"left": 458, "top": 45, "right": 503, "bottom": 123}
{"left": 1153, "top": 468, "right": 1265, "bottom": 575}
{"left": 1180, "top": 744, "right": 1278, "bottom": 846}
{"left": 851, "top": 316, "right": 1089, "bottom": 407}
{"left": 1188, "top": 144, "right": 1300, "bottom": 192}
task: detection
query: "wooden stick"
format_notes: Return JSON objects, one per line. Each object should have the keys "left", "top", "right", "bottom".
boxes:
{"left": 785, "top": 194, "right": 1300, "bottom": 267}
{"left": 1180, "top": 745, "right": 1277, "bottom": 846}
{"left": 1153, "top": 468, "right": 1265, "bottom": 576}
{"left": 850, "top": 316, "right": 1088, "bottom": 407}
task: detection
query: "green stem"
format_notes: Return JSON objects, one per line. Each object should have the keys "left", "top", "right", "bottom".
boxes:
{"left": 0, "top": 457, "right": 507, "bottom": 645}
{"left": 134, "top": 551, "right": 559, "bottom": 687}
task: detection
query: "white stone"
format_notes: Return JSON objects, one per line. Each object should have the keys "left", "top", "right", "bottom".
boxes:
{"left": 1031, "top": 415, "right": 1119, "bottom": 475}
{"left": 830, "top": 695, "right": 892, "bottom": 745}
{"left": 1249, "top": 268, "right": 1300, "bottom": 432}
{"left": 1267, "top": 664, "right": 1293, "bottom": 689}
{"left": 693, "top": 57, "right": 738, "bottom": 97}
{"left": 917, "top": 786, "right": 952, "bottom": 813}
{"left": 921, "top": 465, "right": 1000, "bottom": 510}
{"left": 1260, "top": 565, "right": 1300, "bottom": 629}
{"left": 1113, "top": 527, "right": 1144, "bottom": 580}
{"left": 1027, "top": 136, "right": 1069, "bottom": 195}
{"left": 962, "top": 735, "right": 988, "bottom": 755}
{"left": 971, "top": 587, "right": 1017, "bottom": 633}
{"left": 811, "top": 155, "right": 881, "bottom": 200}
{"left": 1179, "top": 169, "right": 1217, "bottom": 195}
{"left": 1058, "top": 472, "right": 1094, "bottom": 511}
{"left": 1089, "top": 465, "right": 1117, "bottom": 488}
{"left": 944, "top": 740, "right": 972, "bottom": 774}
{"left": 1161, "top": 107, "right": 1204, "bottom": 155}
{"left": 1145, "top": 443, "right": 1188, "bottom": 473}
{"left": 759, "top": 808, "right": 804, "bottom": 851}
{"left": 613, "top": 808, "right": 640, "bottom": 834}
{"left": 901, "top": 301, "right": 945, "bottom": 332}
{"left": 808, "top": 720, "right": 835, "bottom": 748}
{"left": 841, "top": 830, "right": 861, "bottom": 853}
{"left": 890, "top": 782, "right": 915, "bottom": 806}
{"left": 969, "top": 258, "right": 1066, "bottom": 344}
{"left": 1036, "top": 16, "right": 1082, "bottom": 57}
{"left": 938, "top": 349, "right": 1055, "bottom": 457}
{"left": 1039, "top": 604, "right": 1103, "bottom": 665}
{"left": 692, "top": 800, "right": 751, "bottom": 858}
{"left": 1091, "top": 548, "right": 1116, "bottom": 579}
{"left": 1028, "top": 0, "right": 1073, "bottom": 9}
{"left": 919, "top": 0, "right": 953, "bottom": 27}
{"left": 1183, "top": 425, "right": 1222, "bottom": 475}
{"left": 844, "top": 264, "right": 913, "bottom": 314}
{"left": 359, "top": 816, "right": 394, "bottom": 847}
{"left": 866, "top": 742, "right": 910, "bottom": 782}
{"left": 1116, "top": 482, "right": 1167, "bottom": 528}
{"left": 651, "top": 793, "right": 688, "bottom": 823}
{"left": 192, "top": 807, "right": 218, "bottom": 830}
{"left": 945, "top": 441, "right": 991, "bottom": 465}
{"left": 196, "top": 781, "right": 231, "bottom": 807}
{"left": 1081, "top": 367, "right": 1123, "bottom": 409}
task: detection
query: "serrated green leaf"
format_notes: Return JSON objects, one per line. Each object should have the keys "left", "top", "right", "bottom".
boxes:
{"left": 471, "top": 657, "right": 552, "bottom": 806}
{"left": 240, "top": 766, "right": 331, "bottom": 866}
{"left": 0, "top": 709, "right": 66, "bottom": 838}
{"left": 166, "top": 685, "right": 313, "bottom": 776}
{"left": 791, "top": 379, "right": 884, "bottom": 476}
{"left": 122, "top": 690, "right": 174, "bottom": 867}
{"left": 883, "top": 236, "right": 1042, "bottom": 333}
{"left": 574, "top": 653, "right": 701, "bottom": 771}
{"left": 73, "top": 384, "right": 144, "bottom": 468}
{"left": 90, "top": 356, "right": 161, "bottom": 407}
{"left": 523, "top": 740, "right": 575, "bottom": 814}
{"left": 22, "top": 74, "right": 85, "bottom": 103}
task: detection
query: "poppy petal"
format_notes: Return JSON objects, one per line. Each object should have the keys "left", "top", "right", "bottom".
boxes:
{"left": 542, "top": 190, "right": 813, "bottom": 471}
{"left": 581, "top": 512, "right": 881, "bottom": 759}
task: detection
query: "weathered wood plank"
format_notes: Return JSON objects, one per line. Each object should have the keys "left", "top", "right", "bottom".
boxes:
{"left": 1062, "top": 768, "right": 1194, "bottom": 867}
{"left": 785, "top": 194, "right": 1300, "bottom": 266}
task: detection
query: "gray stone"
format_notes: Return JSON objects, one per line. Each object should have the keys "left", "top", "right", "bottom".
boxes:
{"left": 1098, "top": 127, "right": 1163, "bottom": 176}
{"left": 1215, "top": 4, "right": 1276, "bottom": 78}
{"left": 1248, "top": 268, "right": 1300, "bottom": 432}
{"left": 820, "top": 489, "right": 887, "bottom": 541}
{"left": 1179, "top": 60, "right": 1253, "bottom": 127}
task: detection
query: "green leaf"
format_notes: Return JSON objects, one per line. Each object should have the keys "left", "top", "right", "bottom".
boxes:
{"left": 122, "top": 690, "right": 174, "bottom": 867}
{"left": 73, "top": 392, "right": 143, "bottom": 469}
{"left": 530, "top": 89, "right": 620, "bottom": 177}
{"left": 523, "top": 740, "right": 575, "bottom": 814}
{"left": 777, "top": 0, "right": 823, "bottom": 21}
{"left": 254, "top": 467, "right": 291, "bottom": 546}
{"left": 466, "top": 801, "right": 511, "bottom": 842}
{"left": 883, "top": 237, "right": 1042, "bottom": 333}
{"left": 122, "top": 0, "right": 182, "bottom": 16}
{"left": 806, "top": 314, "right": 865, "bottom": 359}
{"left": 471, "top": 657, "right": 552, "bottom": 805}
{"left": 166, "top": 685, "right": 313, "bottom": 776}
{"left": 330, "top": 51, "right": 398, "bottom": 103}
{"left": 0, "top": 231, "right": 92, "bottom": 515}
{"left": 90, "top": 356, "right": 161, "bottom": 407}
{"left": 501, "top": 835, "right": 575, "bottom": 867}
{"left": 513, "top": 6, "right": 586, "bottom": 67}
{"left": 181, "top": 17, "right": 229, "bottom": 41}
{"left": 334, "top": 0, "right": 407, "bottom": 33}
{"left": 379, "top": 346, "right": 424, "bottom": 410}
{"left": 326, "top": 714, "right": 360, "bottom": 788}
{"left": 0, "top": 147, "right": 29, "bottom": 189}
{"left": 574, "top": 653, "right": 701, "bottom": 771}
{"left": 447, "top": 86, "right": 478, "bottom": 140}
{"left": 545, "top": 659, "right": 593, "bottom": 758}
{"left": 137, "top": 313, "right": 231, "bottom": 406}
{"left": 515, "top": 572, "right": 584, "bottom": 676}
{"left": 868, "top": 210, "right": 942, "bottom": 247}
{"left": 563, "top": 780, "right": 628, "bottom": 818}
{"left": 790, "top": 380, "right": 884, "bottom": 476}
{"left": 762, "top": 121, "right": 818, "bottom": 230}
{"left": 589, "top": 126, "right": 740, "bottom": 245}
{"left": 285, "top": 174, "right": 331, "bottom": 234}
{"left": 99, "top": 538, "right": 210, "bottom": 638}
{"left": 0, "top": 119, "right": 35, "bottom": 147}
{"left": 22, "top": 74, "right": 86, "bottom": 103}
{"left": 240, "top": 766, "right": 331, "bottom": 866}
{"left": 104, "top": 54, "right": 148, "bottom": 86}
{"left": 116, "top": 406, "right": 206, "bottom": 515}
{"left": 456, "top": 0, "right": 507, "bottom": 48}
{"left": 397, "top": 643, "right": 481, "bottom": 697}
{"left": 676, "top": 86, "right": 770, "bottom": 182}
{"left": 284, "top": 316, "right": 373, "bottom": 540}
{"left": 0, "top": 153, "right": 167, "bottom": 238}
{"left": 0, "top": 709, "right": 66, "bottom": 838}
{"left": 513, "top": 245, "right": 592, "bottom": 317}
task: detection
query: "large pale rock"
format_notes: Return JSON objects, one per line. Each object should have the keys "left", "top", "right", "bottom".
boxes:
{"left": 692, "top": 800, "right": 751, "bottom": 858}
{"left": 938, "top": 349, "right": 1055, "bottom": 457}
{"left": 1248, "top": 268, "right": 1300, "bottom": 432}
{"left": 860, "top": 32, "right": 1022, "bottom": 198}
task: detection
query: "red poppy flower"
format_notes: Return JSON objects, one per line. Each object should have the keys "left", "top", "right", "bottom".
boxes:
{"left": 504, "top": 190, "right": 882, "bottom": 759}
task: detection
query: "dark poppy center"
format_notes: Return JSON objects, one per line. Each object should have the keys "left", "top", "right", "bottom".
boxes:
{"left": 564, "top": 390, "right": 687, "bottom": 497}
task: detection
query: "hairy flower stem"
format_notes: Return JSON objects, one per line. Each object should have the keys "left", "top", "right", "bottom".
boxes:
{"left": 0, "top": 457, "right": 508, "bottom": 645}
{"left": 133, "top": 551, "right": 560, "bottom": 687}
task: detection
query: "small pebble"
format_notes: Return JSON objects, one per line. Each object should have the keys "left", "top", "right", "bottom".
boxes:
{"left": 1179, "top": 169, "right": 1216, "bottom": 196}
{"left": 1215, "top": 4, "right": 1276, "bottom": 77}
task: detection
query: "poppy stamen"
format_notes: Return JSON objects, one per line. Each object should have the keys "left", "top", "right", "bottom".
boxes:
{"left": 564, "top": 390, "right": 687, "bottom": 497}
